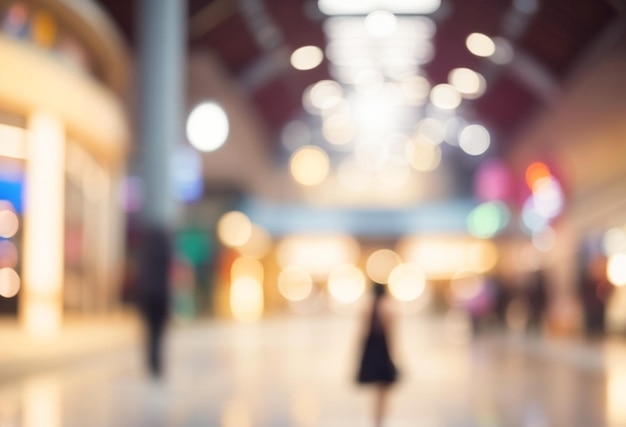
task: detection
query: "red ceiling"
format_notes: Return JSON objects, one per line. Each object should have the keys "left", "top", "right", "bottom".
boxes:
{"left": 97, "top": 0, "right": 618, "bottom": 150}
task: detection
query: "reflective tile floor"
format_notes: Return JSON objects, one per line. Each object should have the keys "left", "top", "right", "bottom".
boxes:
{"left": 1, "top": 312, "right": 625, "bottom": 427}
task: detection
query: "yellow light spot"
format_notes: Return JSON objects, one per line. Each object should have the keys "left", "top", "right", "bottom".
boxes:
{"left": 405, "top": 136, "right": 442, "bottom": 171}
{"left": 327, "top": 264, "right": 366, "bottom": 303}
{"left": 309, "top": 80, "right": 343, "bottom": 111}
{"left": 366, "top": 249, "right": 402, "bottom": 284}
{"left": 217, "top": 211, "right": 252, "bottom": 248}
{"left": 276, "top": 234, "right": 360, "bottom": 280}
{"left": 230, "top": 276, "right": 264, "bottom": 322}
{"left": 448, "top": 67, "right": 486, "bottom": 99}
{"left": 608, "top": 253, "right": 626, "bottom": 287}
{"left": 388, "top": 263, "right": 425, "bottom": 301}
{"left": 231, "top": 256, "right": 264, "bottom": 283}
{"left": 0, "top": 267, "right": 20, "bottom": 298}
{"left": 0, "top": 208, "right": 19, "bottom": 238}
{"left": 430, "top": 84, "right": 462, "bottom": 110}
{"left": 289, "top": 146, "right": 330, "bottom": 186}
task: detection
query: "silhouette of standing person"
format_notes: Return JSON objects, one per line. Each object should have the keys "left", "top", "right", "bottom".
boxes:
{"left": 356, "top": 282, "right": 398, "bottom": 427}
{"left": 137, "top": 226, "right": 172, "bottom": 377}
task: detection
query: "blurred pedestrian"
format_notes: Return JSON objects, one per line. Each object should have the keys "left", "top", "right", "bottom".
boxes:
{"left": 137, "top": 226, "right": 172, "bottom": 377}
{"left": 356, "top": 282, "right": 398, "bottom": 427}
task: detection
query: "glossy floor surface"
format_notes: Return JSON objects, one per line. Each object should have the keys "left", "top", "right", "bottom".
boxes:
{"left": 1, "top": 312, "right": 625, "bottom": 427}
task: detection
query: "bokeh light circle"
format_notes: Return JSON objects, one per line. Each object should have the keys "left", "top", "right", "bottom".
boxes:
{"left": 388, "top": 263, "right": 426, "bottom": 301}
{"left": 278, "top": 266, "right": 314, "bottom": 302}
{"left": 366, "top": 249, "right": 402, "bottom": 284}
{"left": 289, "top": 146, "right": 330, "bottom": 186}
{"left": 186, "top": 102, "right": 229, "bottom": 152}
{"left": 217, "top": 211, "right": 253, "bottom": 247}
{"left": 327, "top": 264, "right": 366, "bottom": 304}
{"left": 0, "top": 268, "right": 20, "bottom": 298}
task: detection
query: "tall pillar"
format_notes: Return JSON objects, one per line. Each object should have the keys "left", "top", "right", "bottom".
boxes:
{"left": 136, "top": 0, "right": 186, "bottom": 376}
{"left": 21, "top": 112, "right": 65, "bottom": 339}
{"left": 137, "top": 0, "right": 186, "bottom": 229}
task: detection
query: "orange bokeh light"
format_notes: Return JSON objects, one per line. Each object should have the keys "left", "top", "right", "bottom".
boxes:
{"left": 525, "top": 162, "right": 551, "bottom": 191}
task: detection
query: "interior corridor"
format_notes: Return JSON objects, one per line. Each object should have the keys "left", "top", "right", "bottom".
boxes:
{"left": 1, "top": 312, "right": 623, "bottom": 427}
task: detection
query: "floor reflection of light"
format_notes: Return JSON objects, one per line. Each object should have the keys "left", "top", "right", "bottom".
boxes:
{"left": 22, "top": 375, "right": 62, "bottom": 427}
{"left": 606, "top": 344, "right": 626, "bottom": 426}
{"left": 221, "top": 398, "right": 251, "bottom": 427}
{"left": 291, "top": 388, "right": 319, "bottom": 427}
{"left": 0, "top": 388, "right": 20, "bottom": 426}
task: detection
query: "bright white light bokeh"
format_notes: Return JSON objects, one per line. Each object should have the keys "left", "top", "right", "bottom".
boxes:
{"left": 318, "top": 0, "right": 441, "bottom": 15}
{"left": 0, "top": 267, "right": 20, "bottom": 298}
{"left": 466, "top": 32, "right": 496, "bottom": 57}
{"left": 186, "top": 102, "right": 229, "bottom": 152}
{"left": 364, "top": 10, "right": 397, "bottom": 37}
{"left": 607, "top": 253, "right": 626, "bottom": 287}
{"left": 448, "top": 67, "right": 486, "bottom": 99}
{"left": 290, "top": 45, "right": 324, "bottom": 70}
{"left": 366, "top": 249, "right": 402, "bottom": 284}
{"left": 531, "top": 177, "right": 563, "bottom": 218}
{"left": 230, "top": 276, "right": 264, "bottom": 322}
{"left": 217, "top": 211, "right": 253, "bottom": 248}
{"left": 289, "top": 146, "right": 330, "bottom": 186}
{"left": 415, "top": 117, "right": 446, "bottom": 145}
{"left": 400, "top": 75, "right": 431, "bottom": 105}
{"left": 327, "top": 264, "right": 366, "bottom": 304}
{"left": 459, "top": 124, "right": 490, "bottom": 155}
{"left": 354, "top": 69, "right": 385, "bottom": 94}
{"left": 430, "top": 84, "right": 462, "bottom": 110}
{"left": 0, "top": 207, "right": 19, "bottom": 238}
{"left": 309, "top": 80, "right": 344, "bottom": 111}
{"left": 604, "top": 228, "right": 626, "bottom": 256}
{"left": 388, "top": 263, "right": 426, "bottom": 301}
{"left": 276, "top": 234, "right": 360, "bottom": 280}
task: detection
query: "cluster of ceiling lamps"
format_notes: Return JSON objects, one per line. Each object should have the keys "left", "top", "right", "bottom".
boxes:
{"left": 283, "top": 0, "right": 513, "bottom": 192}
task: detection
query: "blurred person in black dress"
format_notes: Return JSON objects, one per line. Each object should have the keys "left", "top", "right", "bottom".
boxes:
{"left": 137, "top": 226, "right": 172, "bottom": 377}
{"left": 356, "top": 282, "right": 398, "bottom": 427}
